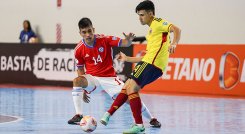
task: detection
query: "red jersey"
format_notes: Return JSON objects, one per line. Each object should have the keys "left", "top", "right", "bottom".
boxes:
{"left": 74, "top": 34, "right": 122, "bottom": 77}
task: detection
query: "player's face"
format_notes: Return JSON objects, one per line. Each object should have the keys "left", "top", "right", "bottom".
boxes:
{"left": 79, "top": 26, "right": 95, "bottom": 44}
{"left": 137, "top": 10, "right": 153, "bottom": 25}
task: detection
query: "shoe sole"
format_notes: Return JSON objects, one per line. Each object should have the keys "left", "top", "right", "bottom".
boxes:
{"left": 68, "top": 122, "right": 80, "bottom": 125}
{"left": 100, "top": 120, "right": 107, "bottom": 126}
{"left": 149, "top": 124, "right": 161, "bottom": 128}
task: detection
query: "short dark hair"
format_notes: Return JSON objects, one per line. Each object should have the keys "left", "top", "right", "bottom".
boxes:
{"left": 78, "top": 17, "right": 93, "bottom": 29}
{"left": 135, "top": 0, "right": 155, "bottom": 15}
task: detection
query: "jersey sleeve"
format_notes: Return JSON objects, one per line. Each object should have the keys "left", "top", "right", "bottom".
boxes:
{"left": 75, "top": 49, "right": 85, "bottom": 68}
{"left": 160, "top": 20, "right": 172, "bottom": 33}
{"left": 105, "top": 36, "right": 122, "bottom": 47}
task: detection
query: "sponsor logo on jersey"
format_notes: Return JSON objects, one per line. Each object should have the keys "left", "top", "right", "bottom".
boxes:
{"left": 99, "top": 47, "right": 104, "bottom": 52}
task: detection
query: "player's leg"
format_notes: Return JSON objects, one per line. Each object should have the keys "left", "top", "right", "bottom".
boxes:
{"left": 101, "top": 76, "right": 159, "bottom": 127}
{"left": 141, "top": 102, "right": 161, "bottom": 127}
{"left": 100, "top": 77, "right": 129, "bottom": 125}
{"left": 68, "top": 74, "right": 98, "bottom": 125}
{"left": 123, "top": 61, "right": 163, "bottom": 133}
{"left": 100, "top": 64, "right": 145, "bottom": 133}
{"left": 106, "top": 79, "right": 129, "bottom": 115}
{"left": 68, "top": 76, "right": 87, "bottom": 124}
{"left": 140, "top": 102, "right": 153, "bottom": 120}
{"left": 123, "top": 62, "right": 148, "bottom": 133}
{"left": 123, "top": 79, "right": 145, "bottom": 134}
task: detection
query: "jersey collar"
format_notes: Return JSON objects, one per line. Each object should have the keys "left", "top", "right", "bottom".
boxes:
{"left": 82, "top": 35, "right": 96, "bottom": 48}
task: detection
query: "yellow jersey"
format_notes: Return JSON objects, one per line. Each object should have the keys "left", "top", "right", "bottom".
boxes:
{"left": 142, "top": 17, "right": 172, "bottom": 71}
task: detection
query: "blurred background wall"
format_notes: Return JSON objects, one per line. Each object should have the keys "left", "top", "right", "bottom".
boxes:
{"left": 0, "top": 0, "right": 244, "bottom": 44}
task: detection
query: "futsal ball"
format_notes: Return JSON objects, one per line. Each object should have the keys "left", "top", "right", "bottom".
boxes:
{"left": 79, "top": 115, "right": 97, "bottom": 133}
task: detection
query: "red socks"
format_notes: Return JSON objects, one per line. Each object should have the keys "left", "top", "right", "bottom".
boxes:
{"left": 107, "top": 89, "right": 143, "bottom": 124}
{"left": 107, "top": 89, "right": 128, "bottom": 115}
{"left": 128, "top": 92, "right": 143, "bottom": 124}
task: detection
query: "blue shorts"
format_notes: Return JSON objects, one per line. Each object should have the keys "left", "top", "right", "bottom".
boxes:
{"left": 130, "top": 61, "right": 163, "bottom": 88}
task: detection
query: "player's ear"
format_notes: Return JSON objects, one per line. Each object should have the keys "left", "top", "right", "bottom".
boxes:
{"left": 93, "top": 28, "right": 95, "bottom": 33}
{"left": 79, "top": 30, "right": 82, "bottom": 36}
{"left": 149, "top": 11, "right": 154, "bottom": 17}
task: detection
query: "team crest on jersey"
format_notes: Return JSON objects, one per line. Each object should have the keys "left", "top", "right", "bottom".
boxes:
{"left": 112, "top": 36, "right": 117, "bottom": 40}
{"left": 99, "top": 47, "right": 104, "bottom": 52}
{"left": 163, "top": 22, "right": 168, "bottom": 25}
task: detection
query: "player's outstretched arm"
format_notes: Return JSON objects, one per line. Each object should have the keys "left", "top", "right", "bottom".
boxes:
{"left": 120, "top": 32, "right": 136, "bottom": 47}
{"left": 168, "top": 24, "right": 181, "bottom": 54}
{"left": 116, "top": 51, "right": 143, "bottom": 63}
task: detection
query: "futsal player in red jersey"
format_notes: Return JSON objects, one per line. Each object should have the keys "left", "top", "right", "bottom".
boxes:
{"left": 68, "top": 17, "right": 161, "bottom": 127}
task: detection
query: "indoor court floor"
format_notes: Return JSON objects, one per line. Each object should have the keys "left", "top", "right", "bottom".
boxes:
{"left": 0, "top": 87, "right": 245, "bottom": 134}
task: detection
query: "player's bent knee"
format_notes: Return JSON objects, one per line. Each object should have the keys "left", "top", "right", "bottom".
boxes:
{"left": 128, "top": 80, "right": 141, "bottom": 94}
{"left": 73, "top": 76, "right": 88, "bottom": 88}
{"left": 126, "top": 88, "right": 136, "bottom": 95}
{"left": 73, "top": 77, "right": 81, "bottom": 86}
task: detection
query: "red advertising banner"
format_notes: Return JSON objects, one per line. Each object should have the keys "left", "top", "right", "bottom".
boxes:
{"left": 133, "top": 44, "right": 245, "bottom": 97}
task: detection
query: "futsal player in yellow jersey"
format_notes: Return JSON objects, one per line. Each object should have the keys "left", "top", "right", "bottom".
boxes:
{"left": 101, "top": 0, "right": 181, "bottom": 133}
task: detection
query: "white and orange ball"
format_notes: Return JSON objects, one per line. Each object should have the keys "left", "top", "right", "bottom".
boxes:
{"left": 79, "top": 115, "right": 97, "bottom": 133}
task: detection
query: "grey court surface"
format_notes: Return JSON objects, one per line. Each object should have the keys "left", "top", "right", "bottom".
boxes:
{"left": 0, "top": 87, "right": 245, "bottom": 134}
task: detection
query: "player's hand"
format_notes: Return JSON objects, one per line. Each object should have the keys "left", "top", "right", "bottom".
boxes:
{"left": 168, "top": 43, "right": 177, "bottom": 54}
{"left": 123, "top": 32, "right": 136, "bottom": 41}
{"left": 116, "top": 52, "right": 127, "bottom": 62}
{"left": 82, "top": 91, "right": 90, "bottom": 103}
